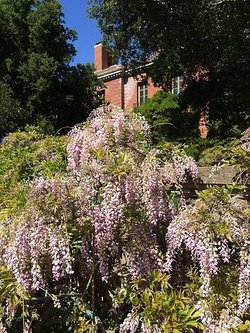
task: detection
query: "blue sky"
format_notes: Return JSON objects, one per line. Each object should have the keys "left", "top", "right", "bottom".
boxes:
{"left": 59, "top": 0, "right": 101, "bottom": 65}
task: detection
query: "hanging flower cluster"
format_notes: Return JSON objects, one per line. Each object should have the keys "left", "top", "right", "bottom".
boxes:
{"left": 0, "top": 177, "right": 74, "bottom": 291}
{"left": 165, "top": 186, "right": 250, "bottom": 332}
{"left": 66, "top": 106, "right": 199, "bottom": 281}
{"left": 0, "top": 105, "right": 203, "bottom": 331}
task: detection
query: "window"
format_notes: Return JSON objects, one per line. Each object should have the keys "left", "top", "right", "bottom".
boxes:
{"left": 172, "top": 76, "right": 183, "bottom": 96}
{"left": 138, "top": 82, "right": 148, "bottom": 105}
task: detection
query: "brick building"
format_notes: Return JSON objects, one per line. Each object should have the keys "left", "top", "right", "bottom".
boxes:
{"left": 94, "top": 42, "right": 207, "bottom": 137}
{"left": 94, "top": 42, "right": 164, "bottom": 110}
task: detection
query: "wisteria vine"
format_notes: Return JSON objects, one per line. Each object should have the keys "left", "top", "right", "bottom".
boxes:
{"left": 0, "top": 105, "right": 249, "bottom": 333}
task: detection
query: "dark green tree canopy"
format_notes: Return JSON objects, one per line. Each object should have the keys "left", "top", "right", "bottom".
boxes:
{"left": 0, "top": 0, "right": 100, "bottom": 136}
{"left": 0, "top": 81, "right": 29, "bottom": 137}
{"left": 88, "top": 0, "right": 250, "bottom": 137}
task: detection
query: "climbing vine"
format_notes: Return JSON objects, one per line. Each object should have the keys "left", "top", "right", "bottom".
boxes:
{"left": 0, "top": 106, "right": 249, "bottom": 332}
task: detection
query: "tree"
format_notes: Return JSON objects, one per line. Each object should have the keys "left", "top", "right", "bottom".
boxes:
{"left": 55, "top": 63, "right": 101, "bottom": 130}
{"left": 88, "top": 0, "right": 250, "bottom": 137}
{"left": 0, "top": 0, "right": 100, "bottom": 133}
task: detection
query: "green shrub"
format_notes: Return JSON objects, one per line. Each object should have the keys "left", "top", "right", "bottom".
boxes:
{"left": 135, "top": 91, "right": 199, "bottom": 143}
{"left": 0, "top": 129, "right": 67, "bottom": 211}
{"left": 114, "top": 271, "right": 203, "bottom": 333}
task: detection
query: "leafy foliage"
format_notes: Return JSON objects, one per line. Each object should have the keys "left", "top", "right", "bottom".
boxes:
{"left": 0, "top": 81, "right": 29, "bottom": 137}
{"left": 135, "top": 91, "right": 199, "bottom": 143}
{"left": 0, "top": 266, "right": 30, "bottom": 318}
{"left": 115, "top": 271, "right": 203, "bottom": 333}
{"left": 195, "top": 137, "right": 250, "bottom": 172}
{"left": 0, "top": 0, "right": 100, "bottom": 134}
{"left": 0, "top": 127, "right": 67, "bottom": 218}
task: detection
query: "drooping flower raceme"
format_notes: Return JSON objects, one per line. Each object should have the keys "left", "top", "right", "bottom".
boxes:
{"left": 66, "top": 106, "right": 199, "bottom": 282}
{"left": 166, "top": 187, "right": 250, "bottom": 332}
{"left": 0, "top": 177, "right": 74, "bottom": 291}
{"left": 66, "top": 107, "right": 172, "bottom": 280}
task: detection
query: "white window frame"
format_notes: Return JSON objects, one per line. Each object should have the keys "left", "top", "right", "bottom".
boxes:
{"left": 138, "top": 82, "right": 148, "bottom": 105}
{"left": 172, "top": 76, "right": 183, "bottom": 96}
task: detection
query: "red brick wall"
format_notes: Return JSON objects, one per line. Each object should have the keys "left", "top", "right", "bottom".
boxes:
{"left": 124, "top": 77, "right": 161, "bottom": 111}
{"left": 148, "top": 78, "right": 161, "bottom": 98}
{"left": 102, "top": 76, "right": 162, "bottom": 111}
{"left": 105, "top": 78, "right": 123, "bottom": 108}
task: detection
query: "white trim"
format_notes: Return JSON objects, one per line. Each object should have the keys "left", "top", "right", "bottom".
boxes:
{"left": 97, "top": 69, "right": 123, "bottom": 80}
{"left": 172, "top": 76, "right": 183, "bottom": 96}
{"left": 138, "top": 82, "right": 148, "bottom": 106}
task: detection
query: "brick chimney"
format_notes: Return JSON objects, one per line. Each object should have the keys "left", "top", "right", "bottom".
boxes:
{"left": 94, "top": 42, "right": 113, "bottom": 71}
